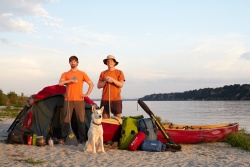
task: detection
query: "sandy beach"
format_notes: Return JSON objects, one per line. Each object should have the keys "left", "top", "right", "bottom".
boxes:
{"left": 0, "top": 118, "right": 249, "bottom": 167}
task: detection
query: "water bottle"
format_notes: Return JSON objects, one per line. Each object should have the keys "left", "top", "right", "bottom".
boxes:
{"left": 32, "top": 134, "right": 37, "bottom": 146}
{"left": 27, "top": 135, "right": 32, "bottom": 146}
{"left": 48, "top": 138, "right": 54, "bottom": 147}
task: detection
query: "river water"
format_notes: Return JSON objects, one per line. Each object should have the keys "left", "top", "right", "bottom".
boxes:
{"left": 95, "top": 100, "right": 250, "bottom": 133}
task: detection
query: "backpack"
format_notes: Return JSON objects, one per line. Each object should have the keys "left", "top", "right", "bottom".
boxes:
{"left": 7, "top": 125, "right": 34, "bottom": 144}
{"left": 119, "top": 115, "right": 143, "bottom": 149}
{"left": 138, "top": 118, "right": 157, "bottom": 140}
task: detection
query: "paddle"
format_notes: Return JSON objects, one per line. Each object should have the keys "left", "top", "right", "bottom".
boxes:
{"left": 64, "top": 84, "right": 78, "bottom": 146}
{"left": 137, "top": 100, "right": 182, "bottom": 151}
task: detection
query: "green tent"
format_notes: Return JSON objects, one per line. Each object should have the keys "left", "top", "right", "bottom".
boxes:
{"left": 8, "top": 85, "right": 95, "bottom": 140}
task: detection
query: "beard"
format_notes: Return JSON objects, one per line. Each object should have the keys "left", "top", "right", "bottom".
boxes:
{"left": 70, "top": 64, "right": 77, "bottom": 68}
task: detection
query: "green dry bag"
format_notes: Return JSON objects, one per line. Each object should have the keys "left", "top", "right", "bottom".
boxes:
{"left": 119, "top": 115, "right": 143, "bottom": 149}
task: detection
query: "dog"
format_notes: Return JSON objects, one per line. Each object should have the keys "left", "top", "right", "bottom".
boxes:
{"left": 84, "top": 106, "right": 105, "bottom": 153}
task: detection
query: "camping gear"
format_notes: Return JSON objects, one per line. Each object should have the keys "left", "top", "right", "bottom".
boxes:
{"left": 8, "top": 85, "right": 239, "bottom": 147}
{"left": 27, "top": 135, "right": 32, "bottom": 145}
{"left": 138, "top": 100, "right": 182, "bottom": 151}
{"left": 48, "top": 138, "right": 54, "bottom": 147}
{"left": 8, "top": 85, "right": 96, "bottom": 142}
{"left": 119, "top": 117, "right": 139, "bottom": 149}
{"left": 64, "top": 85, "right": 78, "bottom": 146}
{"left": 7, "top": 125, "right": 33, "bottom": 144}
{"left": 102, "top": 119, "right": 239, "bottom": 144}
{"left": 32, "top": 134, "right": 37, "bottom": 146}
{"left": 101, "top": 100, "right": 239, "bottom": 145}
{"left": 138, "top": 118, "right": 157, "bottom": 140}
{"left": 140, "top": 140, "right": 166, "bottom": 152}
{"left": 128, "top": 131, "right": 146, "bottom": 151}
{"left": 8, "top": 105, "right": 29, "bottom": 133}
{"left": 36, "top": 136, "right": 46, "bottom": 146}
{"left": 7, "top": 85, "right": 66, "bottom": 136}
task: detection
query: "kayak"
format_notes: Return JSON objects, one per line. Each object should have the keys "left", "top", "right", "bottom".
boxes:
{"left": 102, "top": 118, "right": 122, "bottom": 143}
{"left": 157, "top": 123, "right": 239, "bottom": 144}
{"left": 101, "top": 119, "right": 239, "bottom": 144}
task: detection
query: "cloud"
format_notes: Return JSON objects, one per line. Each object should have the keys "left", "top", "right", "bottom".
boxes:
{"left": 0, "top": 54, "right": 65, "bottom": 95}
{"left": 62, "top": 27, "right": 119, "bottom": 48}
{"left": 0, "top": 38, "right": 63, "bottom": 54}
{"left": 122, "top": 33, "right": 250, "bottom": 87}
{"left": 0, "top": 13, "right": 34, "bottom": 32}
{"left": 189, "top": 35, "right": 248, "bottom": 74}
{"left": 240, "top": 52, "right": 250, "bottom": 60}
{"left": 0, "top": 0, "right": 61, "bottom": 33}
{"left": 0, "top": 38, "right": 13, "bottom": 45}
{"left": 44, "top": 21, "right": 62, "bottom": 28}
{"left": 0, "top": 57, "right": 44, "bottom": 78}
{"left": 78, "top": 41, "right": 94, "bottom": 47}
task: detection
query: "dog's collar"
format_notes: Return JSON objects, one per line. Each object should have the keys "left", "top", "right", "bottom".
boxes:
{"left": 92, "top": 121, "right": 102, "bottom": 126}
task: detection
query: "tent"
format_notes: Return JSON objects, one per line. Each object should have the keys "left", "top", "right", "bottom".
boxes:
{"left": 8, "top": 85, "right": 96, "bottom": 140}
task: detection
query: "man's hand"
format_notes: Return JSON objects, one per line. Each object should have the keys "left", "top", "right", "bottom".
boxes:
{"left": 105, "top": 76, "right": 114, "bottom": 83}
{"left": 71, "top": 79, "right": 78, "bottom": 83}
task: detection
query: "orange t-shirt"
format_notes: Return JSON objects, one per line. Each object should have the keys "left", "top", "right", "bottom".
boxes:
{"left": 99, "top": 69, "right": 125, "bottom": 101}
{"left": 60, "top": 70, "right": 91, "bottom": 101}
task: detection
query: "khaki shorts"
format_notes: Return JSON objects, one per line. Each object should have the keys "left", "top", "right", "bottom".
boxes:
{"left": 100, "top": 100, "right": 122, "bottom": 115}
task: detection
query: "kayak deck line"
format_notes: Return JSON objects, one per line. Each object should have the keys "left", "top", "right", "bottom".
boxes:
{"left": 164, "top": 123, "right": 238, "bottom": 130}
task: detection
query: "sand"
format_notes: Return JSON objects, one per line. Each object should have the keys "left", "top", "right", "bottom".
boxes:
{"left": 0, "top": 118, "right": 249, "bottom": 167}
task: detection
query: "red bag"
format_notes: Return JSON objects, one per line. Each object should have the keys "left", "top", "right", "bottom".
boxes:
{"left": 128, "top": 131, "right": 146, "bottom": 151}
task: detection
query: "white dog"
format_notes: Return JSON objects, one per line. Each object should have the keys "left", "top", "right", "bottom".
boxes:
{"left": 84, "top": 106, "right": 105, "bottom": 153}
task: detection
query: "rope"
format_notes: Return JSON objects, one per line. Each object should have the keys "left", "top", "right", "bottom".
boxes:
{"left": 108, "top": 83, "right": 111, "bottom": 118}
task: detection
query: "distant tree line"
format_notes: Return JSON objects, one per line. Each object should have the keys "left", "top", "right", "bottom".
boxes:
{"left": 2, "top": 84, "right": 250, "bottom": 106}
{"left": 140, "top": 84, "right": 250, "bottom": 101}
{"left": 0, "top": 89, "right": 27, "bottom": 107}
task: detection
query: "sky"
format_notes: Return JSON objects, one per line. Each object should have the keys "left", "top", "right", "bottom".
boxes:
{"left": 1, "top": 0, "right": 250, "bottom": 99}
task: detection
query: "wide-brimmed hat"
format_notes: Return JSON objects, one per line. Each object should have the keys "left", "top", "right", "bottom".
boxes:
{"left": 103, "top": 55, "right": 119, "bottom": 66}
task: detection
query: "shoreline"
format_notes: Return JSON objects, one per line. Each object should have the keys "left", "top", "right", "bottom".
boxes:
{"left": 1, "top": 118, "right": 250, "bottom": 167}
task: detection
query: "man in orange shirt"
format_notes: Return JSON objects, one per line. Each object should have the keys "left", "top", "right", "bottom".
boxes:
{"left": 97, "top": 55, "right": 125, "bottom": 118}
{"left": 59, "top": 56, "right": 94, "bottom": 143}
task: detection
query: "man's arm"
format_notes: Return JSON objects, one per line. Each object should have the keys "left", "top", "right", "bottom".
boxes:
{"left": 59, "top": 77, "right": 77, "bottom": 86}
{"left": 97, "top": 80, "right": 107, "bottom": 89}
{"left": 83, "top": 80, "right": 94, "bottom": 97}
{"left": 105, "top": 76, "right": 124, "bottom": 88}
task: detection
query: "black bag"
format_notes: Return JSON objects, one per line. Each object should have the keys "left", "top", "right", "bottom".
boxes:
{"left": 138, "top": 118, "right": 157, "bottom": 140}
{"left": 7, "top": 125, "right": 34, "bottom": 144}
